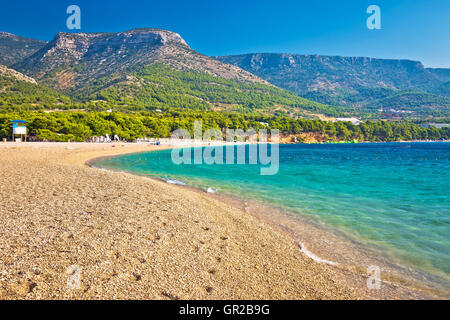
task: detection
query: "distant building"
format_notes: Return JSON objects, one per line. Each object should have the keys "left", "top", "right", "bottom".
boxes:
{"left": 334, "top": 117, "right": 361, "bottom": 125}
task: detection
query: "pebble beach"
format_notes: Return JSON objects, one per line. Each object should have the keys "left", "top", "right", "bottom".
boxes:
{"left": 0, "top": 142, "right": 362, "bottom": 299}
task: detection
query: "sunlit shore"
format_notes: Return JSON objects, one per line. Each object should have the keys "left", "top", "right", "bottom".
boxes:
{"left": 1, "top": 142, "right": 445, "bottom": 299}
{"left": 0, "top": 142, "right": 358, "bottom": 299}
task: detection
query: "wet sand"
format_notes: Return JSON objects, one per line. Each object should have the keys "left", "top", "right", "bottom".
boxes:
{"left": 0, "top": 142, "right": 357, "bottom": 299}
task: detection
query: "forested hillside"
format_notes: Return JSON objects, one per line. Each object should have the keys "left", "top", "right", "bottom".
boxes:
{"left": 0, "top": 74, "right": 71, "bottom": 111}
{"left": 74, "top": 64, "right": 349, "bottom": 116}
{"left": 1, "top": 28, "right": 449, "bottom": 142}
{"left": 216, "top": 53, "right": 450, "bottom": 118}
{"left": 0, "top": 110, "right": 447, "bottom": 142}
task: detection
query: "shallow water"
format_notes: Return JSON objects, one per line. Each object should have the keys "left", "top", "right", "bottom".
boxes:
{"left": 95, "top": 143, "right": 450, "bottom": 291}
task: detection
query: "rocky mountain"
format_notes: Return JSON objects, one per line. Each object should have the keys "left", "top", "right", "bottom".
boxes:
{"left": 14, "top": 29, "right": 268, "bottom": 92}
{"left": 1, "top": 29, "right": 337, "bottom": 117}
{"left": 0, "top": 64, "right": 36, "bottom": 83}
{"left": 216, "top": 53, "right": 444, "bottom": 92}
{"left": 0, "top": 31, "right": 46, "bottom": 67}
{"left": 215, "top": 53, "right": 450, "bottom": 115}
{"left": 1, "top": 29, "right": 448, "bottom": 119}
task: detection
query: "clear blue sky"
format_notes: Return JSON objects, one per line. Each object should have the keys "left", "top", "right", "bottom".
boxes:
{"left": 0, "top": 0, "right": 449, "bottom": 67}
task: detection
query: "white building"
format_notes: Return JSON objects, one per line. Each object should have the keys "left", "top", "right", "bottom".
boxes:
{"left": 334, "top": 117, "right": 361, "bottom": 125}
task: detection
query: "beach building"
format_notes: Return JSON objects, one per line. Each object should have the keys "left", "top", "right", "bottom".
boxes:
{"left": 10, "top": 120, "right": 28, "bottom": 142}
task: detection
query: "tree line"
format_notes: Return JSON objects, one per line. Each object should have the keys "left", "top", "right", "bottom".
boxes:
{"left": 0, "top": 110, "right": 448, "bottom": 142}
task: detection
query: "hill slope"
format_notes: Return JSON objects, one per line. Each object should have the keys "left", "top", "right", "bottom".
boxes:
{"left": 14, "top": 29, "right": 268, "bottom": 92}
{"left": 215, "top": 53, "right": 450, "bottom": 117}
{"left": 5, "top": 29, "right": 346, "bottom": 116}
{"left": 3, "top": 30, "right": 448, "bottom": 119}
{"left": 427, "top": 68, "right": 450, "bottom": 83}
{"left": 0, "top": 31, "right": 46, "bottom": 67}
{"left": 0, "top": 64, "right": 37, "bottom": 83}
{"left": 0, "top": 64, "right": 71, "bottom": 111}
{"left": 72, "top": 63, "right": 347, "bottom": 116}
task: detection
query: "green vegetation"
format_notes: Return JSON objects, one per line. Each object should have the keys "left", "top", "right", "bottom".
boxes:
{"left": 305, "top": 87, "right": 450, "bottom": 119}
{"left": 2, "top": 64, "right": 448, "bottom": 121}
{"left": 371, "top": 91, "right": 450, "bottom": 114}
{"left": 0, "top": 75, "right": 72, "bottom": 111}
{"left": 216, "top": 54, "right": 450, "bottom": 120}
{"left": 0, "top": 110, "right": 448, "bottom": 142}
{"left": 74, "top": 64, "right": 351, "bottom": 116}
{"left": 0, "top": 64, "right": 353, "bottom": 117}
{"left": 0, "top": 63, "right": 448, "bottom": 143}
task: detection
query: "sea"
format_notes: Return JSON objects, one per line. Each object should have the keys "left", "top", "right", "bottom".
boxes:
{"left": 94, "top": 142, "right": 450, "bottom": 294}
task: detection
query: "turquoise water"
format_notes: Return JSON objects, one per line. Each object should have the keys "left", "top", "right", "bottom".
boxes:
{"left": 95, "top": 143, "right": 450, "bottom": 288}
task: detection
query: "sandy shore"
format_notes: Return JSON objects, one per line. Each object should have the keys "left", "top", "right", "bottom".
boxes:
{"left": 0, "top": 142, "right": 363, "bottom": 299}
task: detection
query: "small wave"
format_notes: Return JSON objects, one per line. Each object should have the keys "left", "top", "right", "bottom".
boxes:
{"left": 297, "top": 242, "right": 338, "bottom": 266}
{"left": 166, "top": 179, "right": 186, "bottom": 186}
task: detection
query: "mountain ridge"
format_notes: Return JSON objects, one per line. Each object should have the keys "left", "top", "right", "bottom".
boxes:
{"left": 0, "top": 31, "right": 47, "bottom": 67}
{"left": 215, "top": 53, "right": 450, "bottom": 118}
{"left": 1, "top": 30, "right": 337, "bottom": 116}
{"left": 13, "top": 29, "right": 269, "bottom": 91}
{"left": 1, "top": 30, "right": 449, "bottom": 119}
{"left": 215, "top": 53, "right": 447, "bottom": 91}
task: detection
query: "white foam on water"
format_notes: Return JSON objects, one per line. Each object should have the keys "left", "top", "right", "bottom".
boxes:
{"left": 298, "top": 242, "right": 338, "bottom": 266}
{"left": 166, "top": 179, "right": 186, "bottom": 186}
